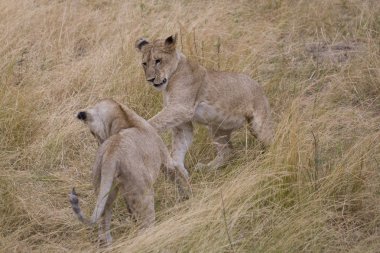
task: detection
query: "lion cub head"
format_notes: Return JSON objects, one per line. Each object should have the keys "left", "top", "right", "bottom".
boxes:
{"left": 135, "top": 34, "right": 180, "bottom": 91}
{"left": 77, "top": 99, "right": 131, "bottom": 144}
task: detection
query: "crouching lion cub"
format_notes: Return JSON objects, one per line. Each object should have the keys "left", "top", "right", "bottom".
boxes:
{"left": 69, "top": 99, "right": 190, "bottom": 246}
{"left": 135, "top": 34, "right": 274, "bottom": 172}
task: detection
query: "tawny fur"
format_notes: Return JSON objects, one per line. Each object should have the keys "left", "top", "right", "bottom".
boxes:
{"left": 69, "top": 99, "right": 190, "bottom": 246}
{"left": 135, "top": 35, "right": 274, "bottom": 171}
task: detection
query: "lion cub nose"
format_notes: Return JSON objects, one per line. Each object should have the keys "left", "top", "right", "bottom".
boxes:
{"left": 77, "top": 111, "right": 87, "bottom": 120}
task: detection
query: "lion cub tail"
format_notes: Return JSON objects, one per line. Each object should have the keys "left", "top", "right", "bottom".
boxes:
{"left": 69, "top": 188, "right": 93, "bottom": 226}
{"left": 69, "top": 158, "right": 117, "bottom": 226}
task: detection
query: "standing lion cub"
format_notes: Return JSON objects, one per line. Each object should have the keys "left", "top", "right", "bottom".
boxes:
{"left": 135, "top": 34, "right": 273, "bottom": 172}
{"left": 69, "top": 99, "right": 190, "bottom": 246}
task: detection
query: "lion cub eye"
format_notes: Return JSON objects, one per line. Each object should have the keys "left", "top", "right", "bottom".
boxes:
{"left": 142, "top": 62, "right": 147, "bottom": 67}
{"left": 155, "top": 59, "right": 161, "bottom": 65}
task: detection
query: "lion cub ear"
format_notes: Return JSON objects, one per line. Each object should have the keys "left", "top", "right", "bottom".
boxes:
{"left": 109, "top": 105, "right": 131, "bottom": 135}
{"left": 164, "top": 34, "right": 177, "bottom": 51}
{"left": 135, "top": 38, "right": 149, "bottom": 51}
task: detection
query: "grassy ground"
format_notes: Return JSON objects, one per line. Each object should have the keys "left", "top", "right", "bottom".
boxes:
{"left": 1, "top": 0, "right": 379, "bottom": 252}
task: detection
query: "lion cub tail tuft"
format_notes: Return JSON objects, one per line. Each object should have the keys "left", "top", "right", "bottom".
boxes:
{"left": 69, "top": 188, "right": 93, "bottom": 226}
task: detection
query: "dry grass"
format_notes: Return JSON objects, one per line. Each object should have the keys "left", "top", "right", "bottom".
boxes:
{"left": 1, "top": 0, "right": 379, "bottom": 252}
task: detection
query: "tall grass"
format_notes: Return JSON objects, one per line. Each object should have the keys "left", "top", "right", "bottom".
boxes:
{"left": 0, "top": 0, "right": 379, "bottom": 252}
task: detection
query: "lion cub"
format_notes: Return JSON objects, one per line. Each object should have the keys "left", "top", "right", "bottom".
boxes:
{"left": 135, "top": 34, "right": 273, "bottom": 172}
{"left": 69, "top": 99, "right": 190, "bottom": 246}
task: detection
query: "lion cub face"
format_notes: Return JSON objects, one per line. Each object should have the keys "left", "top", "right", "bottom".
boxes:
{"left": 135, "top": 35, "right": 179, "bottom": 91}
{"left": 77, "top": 99, "right": 129, "bottom": 144}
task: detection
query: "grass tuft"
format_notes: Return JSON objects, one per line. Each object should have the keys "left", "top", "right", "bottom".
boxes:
{"left": 1, "top": 0, "right": 379, "bottom": 252}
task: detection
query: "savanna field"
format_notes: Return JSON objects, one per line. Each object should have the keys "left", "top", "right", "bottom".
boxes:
{"left": 1, "top": 0, "right": 380, "bottom": 252}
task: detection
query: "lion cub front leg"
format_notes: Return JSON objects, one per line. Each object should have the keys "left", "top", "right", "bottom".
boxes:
{"left": 171, "top": 122, "right": 193, "bottom": 177}
{"left": 196, "top": 127, "right": 233, "bottom": 170}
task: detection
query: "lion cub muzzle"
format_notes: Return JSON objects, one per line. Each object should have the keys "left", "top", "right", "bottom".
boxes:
{"left": 148, "top": 77, "right": 167, "bottom": 88}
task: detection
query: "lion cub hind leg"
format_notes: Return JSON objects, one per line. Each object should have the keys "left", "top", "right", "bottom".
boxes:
{"left": 122, "top": 187, "right": 155, "bottom": 231}
{"left": 98, "top": 186, "right": 118, "bottom": 247}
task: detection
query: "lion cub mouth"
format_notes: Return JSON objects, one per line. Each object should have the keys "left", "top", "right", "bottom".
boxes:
{"left": 154, "top": 78, "right": 167, "bottom": 87}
